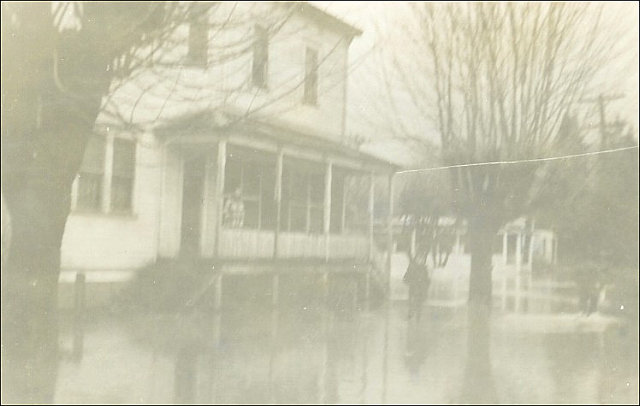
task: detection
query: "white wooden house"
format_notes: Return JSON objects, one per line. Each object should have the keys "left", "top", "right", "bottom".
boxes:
{"left": 58, "top": 3, "right": 397, "bottom": 290}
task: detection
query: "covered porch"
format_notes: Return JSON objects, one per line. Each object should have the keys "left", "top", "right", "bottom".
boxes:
{"left": 155, "top": 113, "right": 396, "bottom": 265}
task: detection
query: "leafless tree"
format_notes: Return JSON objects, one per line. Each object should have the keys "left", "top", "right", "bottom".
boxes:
{"left": 1, "top": 2, "right": 351, "bottom": 402}
{"left": 385, "top": 2, "right": 626, "bottom": 402}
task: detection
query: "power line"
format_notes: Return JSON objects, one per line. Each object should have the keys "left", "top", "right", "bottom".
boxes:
{"left": 395, "top": 145, "right": 638, "bottom": 174}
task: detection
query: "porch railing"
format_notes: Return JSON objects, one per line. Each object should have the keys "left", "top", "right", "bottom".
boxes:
{"left": 218, "top": 228, "right": 368, "bottom": 261}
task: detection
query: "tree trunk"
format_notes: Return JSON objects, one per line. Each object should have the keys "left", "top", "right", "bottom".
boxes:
{"left": 1, "top": 175, "right": 72, "bottom": 403}
{"left": 460, "top": 218, "right": 498, "bottom": 403}
{"left": 468, "top": 221, "right": 496, "bottom": 309}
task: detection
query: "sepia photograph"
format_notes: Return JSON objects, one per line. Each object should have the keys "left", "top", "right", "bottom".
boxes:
{"left": 1, "top": 1, "right": 638, "bottom": 404}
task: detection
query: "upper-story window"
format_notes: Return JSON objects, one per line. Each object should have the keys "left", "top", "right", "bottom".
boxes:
{"left": 74, "top": 134, "right": 136, "bottom": 214}
{"left": 252, "top": 25, "right": 269, "bottom": 88}
{"left": 303, "top": 47, "right": 319, "bottom": 105}
{"left": 186, "top": 4, "right": 209, "bottom": 67}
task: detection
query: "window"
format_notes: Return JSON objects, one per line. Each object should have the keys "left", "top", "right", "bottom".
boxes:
{"left": 73, "top": 135, "right": 136, "bottom": 214}
{"left": 187, "top": 5, "right": 209, "bottom": 67}
{"left": 76, "top": 136, "right": 105, "bottom": 211}
{"left": 303, "top": 47, "right": 318, "bottom": 105}
{"left": 308, "top": 172, "right": 324, "bottom": 233}
{"left": 252, "top": 25, "right": 269, "bottom": 88}
{"left": 111, "top": 139, "right": 136, "bottom": 212}
{"left": 280, "top": 167, "right": 325, "bottom": 234}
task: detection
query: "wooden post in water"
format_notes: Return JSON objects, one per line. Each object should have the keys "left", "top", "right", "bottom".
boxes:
{"left": 73, "top": 272, "right": 86, "bottom": 361}
{"left": 515, "top": 232, "right": 522, "bottom": 313}
{"left": 268, "top": 307, "right": 279, "bottom": 403}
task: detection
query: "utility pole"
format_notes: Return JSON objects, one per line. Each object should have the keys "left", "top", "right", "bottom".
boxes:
{"left": 579, "top": 93, "right": 625, "bottom": 148}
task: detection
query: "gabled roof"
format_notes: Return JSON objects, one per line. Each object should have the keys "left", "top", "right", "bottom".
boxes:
{"left": 288, "top": 2, "right": 363, "bottom": 38}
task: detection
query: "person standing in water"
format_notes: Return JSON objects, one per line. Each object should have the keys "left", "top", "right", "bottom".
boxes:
{"left": 404, "top": 249, "right": 431, "bottom": 322}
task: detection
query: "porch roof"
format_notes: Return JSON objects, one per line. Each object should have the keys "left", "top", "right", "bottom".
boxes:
{"left": 155, "top": 109, "right": 401, "bottom": 173}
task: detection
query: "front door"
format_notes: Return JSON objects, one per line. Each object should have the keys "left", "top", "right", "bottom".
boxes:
{"left": 181, "top": 155, "right": 206, "bottom": 256}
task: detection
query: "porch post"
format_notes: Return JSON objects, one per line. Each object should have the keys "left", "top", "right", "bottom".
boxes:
{"left": 102, "top": 133, "right": 114, "bottom": 213}
{"left": 527, "top": 219, "right": 535, "bottom": 269}
{"left": 516, "top": 232, "right": 522, "bottom": 273}
{"left": 502, "top": 231, "right": 508, "bottom": 265}
{"left": 528, "top": 235, "right": 535, "bottom": 270}
{"left": 274, "top": 149, "right": 284, "bottom": 258}
{"left": 214, "top": 140, "right": 227, "bottom": 257}
{"left": 341, "top": 177, "right": 347, "bottom": 233}
{"left": 368, "top": 171, "right": 375, "bottom": 262}
{"left": 386, "top": 173, "right": 395, "bottom": 293}
{"left": 515, "top": 231, "right": 522, "bottom": 312}
{"left": 324, "top": 160, "right": 333, "bottom": 261}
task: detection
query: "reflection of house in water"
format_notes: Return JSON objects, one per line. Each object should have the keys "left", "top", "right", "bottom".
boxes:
{"left": 57, "top": 3, "right": 397, "bottom": 306}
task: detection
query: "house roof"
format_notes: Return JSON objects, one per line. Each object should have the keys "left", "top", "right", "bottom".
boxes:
{"left": 155, "top": 108, "right": 399, "bottom": 172}
{"left": 289, "top": 2, "right": 363, "bottom": 38}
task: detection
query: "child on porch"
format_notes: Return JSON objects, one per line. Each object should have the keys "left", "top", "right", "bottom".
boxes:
{"left": 224, "top": 187, "right": 245, "bottom": 228}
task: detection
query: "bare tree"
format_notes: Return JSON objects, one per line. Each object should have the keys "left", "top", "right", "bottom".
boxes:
{"left": 1, "top": 2, "right": 347, "bottom": 402}
{"left": 394, "top": 1, "right": 621, "bottom": 309}
{"left": 385, "top": 2, "right": 626, "bottom": 402}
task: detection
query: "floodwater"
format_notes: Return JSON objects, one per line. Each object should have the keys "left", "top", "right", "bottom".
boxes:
{"left": 53, "top": 273, "right": 639, "bottom": 405}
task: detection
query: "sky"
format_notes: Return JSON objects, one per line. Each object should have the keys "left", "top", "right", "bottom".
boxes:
{"left": 312, "top": 2, "right": 640, "bottom": 167}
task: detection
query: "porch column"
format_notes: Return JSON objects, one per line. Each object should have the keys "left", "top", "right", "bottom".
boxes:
{"left": 502, "top": 231, "right": 508, "bottom": 265}
{"left": 324, "top": 160, "right": 333, "bottom": 261}
{"left": 368, "top": 171, "right": 375, "bottom": 262}
{"left": 515, "top": 232, "right": 522, "bottom": 273}
{"left": 515, "top": 232, "right": 522, "bottom": 312}
{"left": 102, "top": 133, "right": 114, "bottom": 213}
{"left": 528, "top": 234, "right": 535, "bottom": 270}
{"left": 527, "top": 219, "right": 535, "bottom": 269}
{"left": 341, "top": 178, "right": 347, "bottom": 233}
{"left": 386, "top": 173, "right": 395, "bottom": 293}
{"left": 273, "top": 149, "right": 284, "bottom": 258}
{"left": 553, "top": 236, "right": 558, "bottom": 264}
{"left": 214, "top": 140, "right": 227, "bottom": 257}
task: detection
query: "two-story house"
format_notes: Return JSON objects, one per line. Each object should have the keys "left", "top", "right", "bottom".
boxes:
{"left": 58, "top": 3, "right": 397, "bottom": 302}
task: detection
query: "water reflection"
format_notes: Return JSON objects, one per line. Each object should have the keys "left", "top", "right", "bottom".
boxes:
{"left": 50, "top": 278, "right": 638, "bottom": 404}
